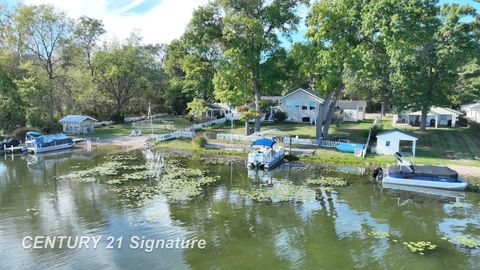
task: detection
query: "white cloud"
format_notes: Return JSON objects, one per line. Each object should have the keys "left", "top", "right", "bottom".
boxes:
{"left": 22, "top": 0, "right": 209, "bottom": 44}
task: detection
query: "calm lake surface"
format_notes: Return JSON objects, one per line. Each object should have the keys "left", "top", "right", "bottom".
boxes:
{"left": 0, "top": 146, "right": 479, "bottom": 270}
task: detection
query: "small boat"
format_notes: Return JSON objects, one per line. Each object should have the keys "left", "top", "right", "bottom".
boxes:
{"left": 336, "top": 142, "right": 365, "bottom": 153}
{"left": 25, "top": 131, "right": 75, "bottom": 154}
{"left": 373, "top": 153, "right": 468, "bottom": 191}
{"left": 247, "top": 138, "right": 284, "bottom": 170}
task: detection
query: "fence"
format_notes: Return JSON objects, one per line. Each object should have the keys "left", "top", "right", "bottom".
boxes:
{"left": 94, "top": 121, "right": 114, "bottom": 127}
{"left": 216, "top": 133, "right": 345, "bottom": 148}
{"left": 153, "top": 118, "right": 226, "bottom": 141}
{"left": 154, "top": 130, "right": 195, "bottom": 141}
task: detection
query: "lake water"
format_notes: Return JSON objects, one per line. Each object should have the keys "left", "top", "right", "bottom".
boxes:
{"left": 0, "top": 147, "right": 479, "bottom": 270}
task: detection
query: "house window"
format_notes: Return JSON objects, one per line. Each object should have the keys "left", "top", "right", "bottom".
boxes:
{"left": 302, "top": 117, "right": 310, "bottom": 123}
{"left": 310, "top": 101, "right": 316, "bottom": 110}
{"left": 295, "top": 102, "right": 300, "bottom": 110}
{"left": 358, "top": 107, "right": 363, "bottom": 112}
{"left": 302, "top": 101, "right": 308, "bottom": 110}
{"left": 386, "top": 141, "right": 390, "bottom": 147}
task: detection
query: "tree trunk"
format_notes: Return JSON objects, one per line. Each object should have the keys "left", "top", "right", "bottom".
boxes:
{"left": 322, "top": 83, "right": 344, "bottom": 139}
{"left": 252, "top": 69, "right": 261, "bottom": 132}
{"left": 380, "top": 102, "right": 385, "bottom": 119}
{"left": 316, "top": 92, "right": 333, "bottom": 140}
{"left": 420, "top": 109, "right": 428, "bottom": 131}
{"left": 244, "top": 120, "right": 249, "bottom": 136}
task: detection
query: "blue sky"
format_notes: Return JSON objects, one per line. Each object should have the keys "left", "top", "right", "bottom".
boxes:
{"left": 3, "top": 0, "right": 479, "bottom": 45}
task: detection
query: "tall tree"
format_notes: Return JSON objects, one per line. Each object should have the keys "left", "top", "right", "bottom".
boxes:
{"left": 165, "top": 4, "right": 223, "bottom": 102}
{"left": 377, "top": 1, "right": 478, "bottom": 130}
{"left": 11, "top": 5, "right": 73, "bottom": 128}
{"left": 0, "top": 71, "right": 26, "bottom": 133}
{"left": 94, "top": 43, "right": 158, "bottom": 122}
{"left": 214, "top": 0, "right": 307, "bottom": 132}
{"left": 305, "top": 0, "right": 363, "bottom": 139}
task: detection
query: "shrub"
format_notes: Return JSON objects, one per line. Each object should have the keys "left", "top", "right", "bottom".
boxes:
{"left": 13, "top": 127, "right": 38, "bottom": 141}
{"left": 192, "top": 135, "right": 207, "bottom": 148}
{"left": 469, "top": 120, "right": 480, "bottom": 133}
{"left": 273, "top": 110, "right": 287, "bottom": 121}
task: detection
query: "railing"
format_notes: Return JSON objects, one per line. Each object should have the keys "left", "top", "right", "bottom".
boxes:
{"left": 94, "top": 121, "right": 114, "bottom": 127}
{"left": 154, "top": 130, "right": 195, "bottom": 141}
{"left": 154, "top": 118, "right": 226, "bottom": 141}
{"left": 216, "top": 133, "right": 346, "bottom": 148}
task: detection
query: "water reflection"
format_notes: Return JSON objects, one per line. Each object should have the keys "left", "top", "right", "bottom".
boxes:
{"left": 0, "top": 149, "right": 478, "bottom": 269}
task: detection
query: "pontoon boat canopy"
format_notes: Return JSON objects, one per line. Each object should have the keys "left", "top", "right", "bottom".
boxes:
{"left": 251, "top": 138, "right": 276, "bottom": 148}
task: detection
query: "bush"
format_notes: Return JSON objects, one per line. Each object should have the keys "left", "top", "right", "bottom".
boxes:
{"left": 13, "top": 127, "right": 38, "bottom": 142}
{"left": 469, "top": 121, "right": 480, "bottom": 133}
{"left": 192, "top": 135, "right": 207, "bottom": 148}
{"left": 273, "top": 110, "right": 287, "bottom": 121}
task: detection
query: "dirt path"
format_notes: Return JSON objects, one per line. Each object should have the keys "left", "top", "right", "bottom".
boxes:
{"left": 448, "top": 165, "right": 480, "bottom": 178}
{"left": 96, "top": 135, "right": 151, "bottom": 150}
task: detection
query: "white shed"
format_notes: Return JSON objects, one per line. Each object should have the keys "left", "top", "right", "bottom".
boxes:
{"left": 59, "top": 115, "right": 98, "bottom": 135}
{"left": 376, "top": 129, "right": 418, "bottom": 158}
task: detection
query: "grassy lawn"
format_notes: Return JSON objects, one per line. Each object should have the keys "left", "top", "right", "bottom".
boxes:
{"left": 203, "top": 116, "right": 480, "bottom": 165}
{"left": 203, "top": 119, "right": 373, "bottom": 142}
{"left": 90, "top": 114, "right": 480, "bottom": 166}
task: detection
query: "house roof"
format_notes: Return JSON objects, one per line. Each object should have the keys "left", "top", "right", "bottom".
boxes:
{"left": 261, "top": 96, "right": 282, "bottom": 102}
{"left": 376, "top": 129, "right": 419, "bottom": 139}
{"left": 59, "top": 115, "right": 97, "bottom": 123}
{"left": 468, "top": 103, "right": 480, "bottom": 110}
{"left": 279, "top": 88, "right": 324, "bottom": 103}
{"left": 401, "top": 107, "right": 462, "bottom": 116}
{"left": 336, "top": 100, "right": 367, "bottom": 110}
{"left": 207, "top": 103, "right": 230, "bottom": 110}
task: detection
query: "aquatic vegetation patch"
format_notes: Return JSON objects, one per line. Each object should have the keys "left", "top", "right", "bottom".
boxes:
{"left": 113, "top": 161, "right": 221, "bottom": 206}
{"left": 157, "top": 166, "right": 220, "bottom": 201}
{"left": 113, "top": 185, "right": 163, "bottom": 207}
{"left": 449, "top": 201, "right": 468, "bottom": 208}
{"left": 306, "top": 176, "right": 348, "bottom": 187}
{"left": 403, "top": 241, "right": 437, "bottom": 255}
{"left": 107, "top": 153, "right": 140, "bottom": 161}
{"left": 367, "top": 229, "right": 392, "bottom": 240}
{"left": 238, "top": 181, "right": 316, "bottom": 203}
{"left": 443, "top": 236, "right": 480, "bottom": 249}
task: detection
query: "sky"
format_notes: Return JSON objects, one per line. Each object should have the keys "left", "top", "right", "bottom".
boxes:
{"left": 2, "top": 0, "right": 480, "bottom": 46}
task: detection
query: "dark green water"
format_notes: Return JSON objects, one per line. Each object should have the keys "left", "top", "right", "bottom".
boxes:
{"left": 0, "top": 147, "right": 479, "bottom": 270}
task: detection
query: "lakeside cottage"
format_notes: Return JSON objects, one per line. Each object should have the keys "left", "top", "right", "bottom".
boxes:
{"left": 278, "top": 88, "right": 324, "bottom": 124}
{"left": 277, "top": 88, "right": 367, "bottom": 124}
{"left": 461, "top": 102, "right": 480, "bottom": 123}
{"left": 206, "top": 103, "right": 240, "bottom": 120}
{"left": 335, "top": 100, "right": 366, "bottom": 122}
{"left": 59, "top": 115, "right": 98, "bottom": 135}
{"left": 393, "top": 107, "right": 462, "bottom": 128}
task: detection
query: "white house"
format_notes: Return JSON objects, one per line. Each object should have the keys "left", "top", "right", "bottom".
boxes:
{"left": 335, "top": 100, "right": 366, "bottom": 121}
{"left": 59, "top": 115, "right": 98, "bottom": 135}
{"left": 393, "top": 107, "right": 462, "bottom": 128}
{"left": 375, "top": 129, "right": 418, "bottom": 158}
{"left": 206, "top": 103, "right": 240, "bottom": 120}
{"left": 278, "top": 88, "right": 324, "bottom": 124}
{"left": 461, "top": 102, "right": 480, "bottom": 123}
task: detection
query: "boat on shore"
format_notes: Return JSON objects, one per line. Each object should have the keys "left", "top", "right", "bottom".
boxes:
{"left": 247, "top": 138, "right": 284, "bottom": 170}
{"left": 336, "top": 142, "right": 365, "bottom": 153}
{"left": 373, "top": 153, "right": 468, "bottom": 191}
{"left": 25, "top": 132, "right": 75, "bottom": 154}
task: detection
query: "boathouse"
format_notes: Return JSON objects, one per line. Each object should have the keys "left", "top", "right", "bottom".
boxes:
{"left": 59, "top": 115, "right": 98, "bottom": 135}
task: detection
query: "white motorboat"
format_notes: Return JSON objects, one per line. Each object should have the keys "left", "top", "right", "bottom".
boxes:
{"left": 373, "top": 153, "right": 468, "bottom": 191}
{"left": 247, "top": 138, "right": 284, "bottom": 170}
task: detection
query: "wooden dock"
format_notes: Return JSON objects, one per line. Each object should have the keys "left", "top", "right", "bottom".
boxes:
{"left": 3, "top": 145, "right": 27, "bottom": 154}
